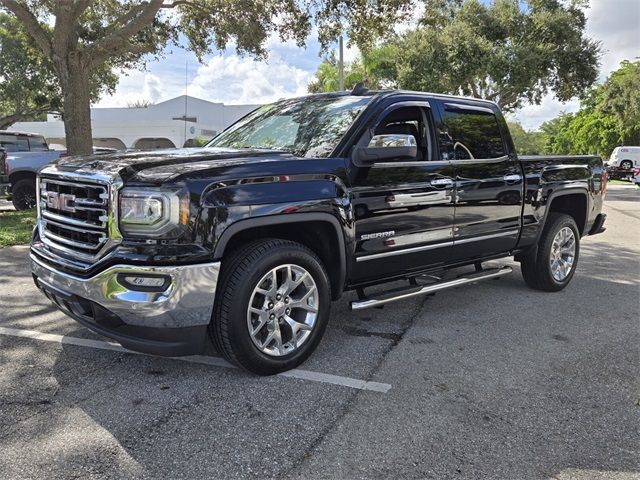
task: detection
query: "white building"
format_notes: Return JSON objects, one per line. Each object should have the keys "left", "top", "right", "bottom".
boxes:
{"left": 11, "top": 96, "right": 259, "bottom": 150}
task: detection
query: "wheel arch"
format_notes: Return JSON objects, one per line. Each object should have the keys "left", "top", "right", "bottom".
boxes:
{"left": 214, "top": 213, "right": 347, "bottom": 300}
{"left": 8, "top": 170, "right": 37, "bottom": 189}
{"left": 546, "top": 189, "right": 589, "bottom": 236}
{"left": 515, "top": 188, "right": 589, "bottom": 262}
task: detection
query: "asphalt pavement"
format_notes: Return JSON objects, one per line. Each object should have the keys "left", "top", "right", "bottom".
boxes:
{"left": 0, "top": 185, "right": 638, "bottom": 479}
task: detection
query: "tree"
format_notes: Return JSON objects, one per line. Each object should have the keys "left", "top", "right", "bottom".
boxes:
{"left": 127, "top": 99, "right": 153, "bottom": 108}
{"left": 308, "top": 44, "right": 398, "bottom": 92}
{"left": 540, "top": 61, "right": 640, "bottom": 157}
{"left": 507, "top": 121, "right": 545, "bottom": 155}
{"left": 0, "top": 11, "right": 116, "bottom": 130}
{"left": 370, "top": 0, "right": 599, "bottom": 112}
{"left": 0, "top": 12, "right": 59, "bottom": 129}
{"left": 0, "top": 0, "right": 414, "bottom": 155}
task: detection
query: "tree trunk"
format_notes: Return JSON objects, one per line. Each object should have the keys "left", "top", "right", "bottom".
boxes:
{"left": 58, "top": 54, "right": 94, "bottom": 156}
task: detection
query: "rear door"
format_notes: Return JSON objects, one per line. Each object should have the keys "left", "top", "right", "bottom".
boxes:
{"left": 435, "top": 102, "right": 523, "bottom": 263}
{"left": 349, "top": 101, "right": 456, "bottom": 283}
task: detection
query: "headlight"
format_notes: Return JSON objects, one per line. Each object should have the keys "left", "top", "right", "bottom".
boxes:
{"left": 119, "top": 188, "right": 188, "bottom": 236}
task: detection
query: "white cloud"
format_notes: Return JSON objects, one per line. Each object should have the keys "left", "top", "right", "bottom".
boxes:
{"left": 587, "top": 0, "right": 639, "bottom": 78}
{"left": 94, "top": 71, "right": 165, "bottom": 107}
{"left": 187, "top": 53, "right": 313, "bottom": 104}
{"left": 510, "top": 96, "right": 580, "bottom": 131}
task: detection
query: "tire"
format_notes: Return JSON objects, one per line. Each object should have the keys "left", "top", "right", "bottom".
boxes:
{"left": 520, "top": 213, "right": 580, "bottom": 292}
{"left": 210, "top": 238, "right": 331, "bottom": 375}
{"left": 11, "top": 178, "right": 37, "bottom": 210}
{"left": 620, "top": 160, "right": 633, "bottom": 170}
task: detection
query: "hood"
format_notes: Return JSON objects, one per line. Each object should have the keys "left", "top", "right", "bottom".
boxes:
{"left": 52, "top": 147, "right": 297, "bottom": 183}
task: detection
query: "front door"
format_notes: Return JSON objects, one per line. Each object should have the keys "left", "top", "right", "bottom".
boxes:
{"left": 435, "top": 102, "right": 523, "bottom": 263}
{"left": 349, "top": 102, "right": 456, "bottom": 283}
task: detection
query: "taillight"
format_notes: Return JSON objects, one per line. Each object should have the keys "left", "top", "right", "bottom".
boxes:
{"left": 601, "top": 170, "right": 607, "bottom": 197}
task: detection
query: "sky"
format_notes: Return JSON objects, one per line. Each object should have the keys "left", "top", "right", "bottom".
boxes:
{"left": 94, "top": 0, "right": 640, "bottom": 131}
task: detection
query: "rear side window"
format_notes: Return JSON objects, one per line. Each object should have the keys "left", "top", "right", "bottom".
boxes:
{"left": 440, "top": 106, "right": 505, "bottom": 160}
{"left": 28, "top": 136, "right": 48, "bottom": 151}
{"left": 0, "top": 134, "right": 29, "bottom": 152}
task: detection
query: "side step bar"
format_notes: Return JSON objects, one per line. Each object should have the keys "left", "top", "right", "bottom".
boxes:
{"left": 350, "top": 266, "right": 513, "bottom": 311}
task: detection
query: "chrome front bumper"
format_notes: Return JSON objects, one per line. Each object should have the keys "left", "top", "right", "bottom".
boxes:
{"left": 31, "top": 254, "right": 220, "bottom": 329}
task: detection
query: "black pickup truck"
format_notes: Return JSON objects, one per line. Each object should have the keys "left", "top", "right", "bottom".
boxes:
{"left": 30, "top": 89, "right": 607, "bottom": 374}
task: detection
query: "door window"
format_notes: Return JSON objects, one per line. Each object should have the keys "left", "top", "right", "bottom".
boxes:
{"left": 28, "top": 136, "right": 49, "bottom": 151}
{"left": 440, "top": 106, "right": 505, "bottom": 160}
{"left": 0, "top": 134, "right": 29, "bottom": 152}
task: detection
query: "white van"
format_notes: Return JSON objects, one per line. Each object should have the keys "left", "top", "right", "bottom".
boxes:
{"left": 609, "top": 146, "right": 640, "bottom": 169}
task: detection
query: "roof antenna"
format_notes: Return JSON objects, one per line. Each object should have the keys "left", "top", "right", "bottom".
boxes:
{"left": 351, "top": 82, "right": 369, "bottom": 95}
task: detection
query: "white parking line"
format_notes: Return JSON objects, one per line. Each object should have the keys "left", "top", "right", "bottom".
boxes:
{"left": 0, "top": 326, "right": 392, "bottom": 393}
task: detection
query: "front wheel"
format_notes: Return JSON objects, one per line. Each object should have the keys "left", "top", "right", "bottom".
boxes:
{"left": 11, "top": 178, "right": 37, "bottom": 210}
{"left": 520, "top": 213, "right": 580, "bottom": 292}
{"left": 210, "top": 238, "right": 331, "bottom": 375}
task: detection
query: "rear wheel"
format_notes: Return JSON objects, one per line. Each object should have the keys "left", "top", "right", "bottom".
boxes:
{"left": 620, "top": 160, "right": 633, "bottom": 170}
{"left": 210, "top": 238, "right": 331, "bottom": 375}
{"left": 11, "top": 178, "right": 37, "bottom": 210}
{"left": 520, "top": 213, "right": 580, "bottom": 292}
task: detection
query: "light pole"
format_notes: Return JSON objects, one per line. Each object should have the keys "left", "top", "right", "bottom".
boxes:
{"left": 338, "top": 35, "right": 344, "bottom": 91}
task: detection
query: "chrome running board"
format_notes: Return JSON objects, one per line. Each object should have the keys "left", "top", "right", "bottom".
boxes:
{"left": 350, "top": 266, "right": 513, "bottom": 311}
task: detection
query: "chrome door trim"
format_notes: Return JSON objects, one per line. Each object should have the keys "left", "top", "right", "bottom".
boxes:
{"left": 453, "top": 229, "right": 520, "bottom": 245}
{"left": 355, "top": 229, "right": 520, "bottom": 262}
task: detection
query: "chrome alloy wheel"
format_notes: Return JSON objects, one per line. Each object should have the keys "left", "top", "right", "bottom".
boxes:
{"left": 247, "top": 264, "right": 319, "bottom": 357}
{"left": 550, "top": 227, "right": 576, "bottom": 281}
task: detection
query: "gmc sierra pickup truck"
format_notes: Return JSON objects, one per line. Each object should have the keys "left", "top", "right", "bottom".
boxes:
{"left": 30, "top": 89, "right": 607, "bottom": 375}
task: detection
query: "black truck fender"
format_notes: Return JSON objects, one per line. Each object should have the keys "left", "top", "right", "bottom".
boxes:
{"left": 212, "top": 212, "right": 349, "bottom": 300}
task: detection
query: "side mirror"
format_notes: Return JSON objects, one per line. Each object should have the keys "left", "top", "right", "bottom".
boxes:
{"left": 353, "top": 134, "right": 418, "bottom": 166}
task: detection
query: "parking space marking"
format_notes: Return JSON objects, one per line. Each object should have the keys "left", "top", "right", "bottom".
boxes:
{"left": 0, "top": 326, "right": 392, "bottom": 393}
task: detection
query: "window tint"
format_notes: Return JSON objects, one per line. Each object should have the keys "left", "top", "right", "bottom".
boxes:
{"left": 28, "top": 136, "right": 48, "bottom": 151}
{"left": 0, "top": 134, "right": 29, "bottom": 152}
{"left": 441, "top": 107, "right": 505, "bottom": 160}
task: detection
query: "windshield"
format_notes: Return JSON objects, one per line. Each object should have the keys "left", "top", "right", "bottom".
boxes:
{"left": 207, "top": 95, "right": 371, "bottom": 158}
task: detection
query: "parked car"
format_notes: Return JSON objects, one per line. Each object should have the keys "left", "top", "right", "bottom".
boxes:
{"left": 633, "top": 167, "right": 640, "bottom": 186}
{"left": 30, "top": 89, "right": 607, "bottom": 375}
{"left": 0, "top": 130, "right": 62, "bottom": 210}
{"left": 608, "top": 146, "right": 640, "bottom": 170}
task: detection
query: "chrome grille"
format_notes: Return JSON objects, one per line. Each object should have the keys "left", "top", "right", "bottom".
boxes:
{"left": 39, "top": 177, "right": 110, "bottom": 261}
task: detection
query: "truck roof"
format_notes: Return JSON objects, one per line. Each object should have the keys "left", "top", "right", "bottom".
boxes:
{"left": 295, "top": 88, "right": 500, "bottom": 110}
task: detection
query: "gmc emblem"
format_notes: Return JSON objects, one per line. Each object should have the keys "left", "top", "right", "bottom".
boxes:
{"left": 45, "top": 192, "right": 76, "bottom": 213}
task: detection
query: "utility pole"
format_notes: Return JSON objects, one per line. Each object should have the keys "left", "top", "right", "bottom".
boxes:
{"left": 338, "top": 35, "right": 344, "bottom": 91}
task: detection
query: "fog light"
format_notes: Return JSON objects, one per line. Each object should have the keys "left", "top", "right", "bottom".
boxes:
{"left": 119, "top": 274, "right": 170, "bottom": 291}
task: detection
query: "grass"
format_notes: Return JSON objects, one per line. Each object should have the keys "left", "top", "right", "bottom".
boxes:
{"left": 0, "top": 209, "right": 36, "bottom": 247}
{"left": 608, "top": 179, "right": 636, "bottom": 185}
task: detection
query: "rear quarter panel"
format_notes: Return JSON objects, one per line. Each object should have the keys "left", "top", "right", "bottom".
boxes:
{"left": 516, "top": 155, "right": 605, "bottom": 250}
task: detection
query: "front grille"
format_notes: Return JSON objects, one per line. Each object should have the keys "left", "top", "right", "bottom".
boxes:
{"left": 39, "top": 177, "right": 110, "bottom": 261}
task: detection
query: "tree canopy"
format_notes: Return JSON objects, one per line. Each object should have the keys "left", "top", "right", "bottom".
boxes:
{"left": 0, "top": 0, "right": 414, "bottom": 154}
{"left": 540, "top": 60, "right": 640, "bottom": 158}
{"left": 0, "top": 11, "right": 118, "bottom": 130}
{"left": 0, "top": 12, "right": 59, "bottom": 129}
{"left": 309, "top": 0, "right": 601, "bottom": 113}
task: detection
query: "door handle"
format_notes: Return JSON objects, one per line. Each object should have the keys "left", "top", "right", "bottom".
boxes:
{"left": 503, "top": 174, "right": 522, "bottom": 183}
{"left": 430, "top": 178, "right": 454, "bottom": 187}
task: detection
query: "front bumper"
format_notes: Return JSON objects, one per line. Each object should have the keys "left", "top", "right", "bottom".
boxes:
{"left": 31, "top": 254, "right": 220, "bottom": 356}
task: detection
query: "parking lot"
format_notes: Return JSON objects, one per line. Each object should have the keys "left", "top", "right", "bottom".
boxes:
{"left": 0, "top": 185, "right": 638, "bottom": 480}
